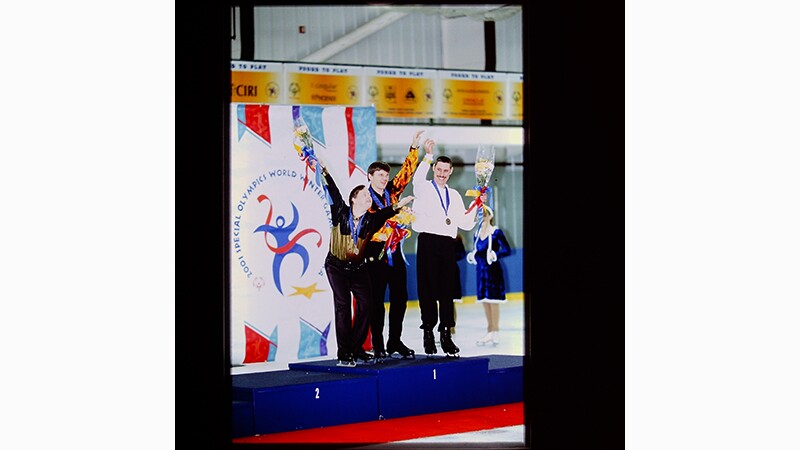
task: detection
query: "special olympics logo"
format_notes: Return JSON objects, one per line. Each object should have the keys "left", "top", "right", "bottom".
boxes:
{"left": 253, "top": 194, "right": 323, "bottom": 295}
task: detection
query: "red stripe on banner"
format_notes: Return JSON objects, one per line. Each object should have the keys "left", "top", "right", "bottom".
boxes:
{"left": 345, "top": 107, "right": 356, "bottom": 176}
{"left": 244, "top": 105, "right": 271, "bottom": 144}
{"left": 233, "top": 402, "right": 524, "bottom": 444}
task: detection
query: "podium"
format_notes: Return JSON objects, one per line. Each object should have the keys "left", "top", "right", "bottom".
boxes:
{"left": 232, "top": 354, "right": 523, "bottom": 437}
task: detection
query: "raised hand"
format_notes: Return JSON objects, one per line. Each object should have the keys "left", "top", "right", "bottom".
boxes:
{"left": 423, "top": 138, "right": 435, "bottom": 155}
{"left": 412, "top": 130, "right": 424, "bottom": 148}
{"left": 397, "top": 195, "right": 415, "bottom": 208}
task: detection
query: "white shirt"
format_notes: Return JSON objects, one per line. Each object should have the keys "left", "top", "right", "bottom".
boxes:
{"left": 411, "top": 156, "right": 478, "bottom": 238}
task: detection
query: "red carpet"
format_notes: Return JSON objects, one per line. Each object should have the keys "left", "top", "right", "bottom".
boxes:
{"left": 233, "top": 402, "right": 524, "bottom": 444}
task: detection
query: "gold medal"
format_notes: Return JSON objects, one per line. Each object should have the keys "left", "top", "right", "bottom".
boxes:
{"left": 446, "top": 218, "right": 451, "bottom": 225}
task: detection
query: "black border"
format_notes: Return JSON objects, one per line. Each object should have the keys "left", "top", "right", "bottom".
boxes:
{"left": 176, "top": 1, "right": 231, "bottom": 449}
{"left": 176, "top": 2, "right": 623, "bottom": 449}
{"left": 527, "top": 2, "right": 623, "bottom": 449}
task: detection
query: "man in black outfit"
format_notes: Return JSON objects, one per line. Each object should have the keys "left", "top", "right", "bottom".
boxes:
{"left": 319, "top": 161, "right": 414, "bottom": 367}
{"left": 364, "top": 131, "right": 423, "bottom": 360}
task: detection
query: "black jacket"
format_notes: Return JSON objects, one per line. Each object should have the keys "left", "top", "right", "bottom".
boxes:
{"left": 324, "top": 170, "right": 398, "bottom": 268}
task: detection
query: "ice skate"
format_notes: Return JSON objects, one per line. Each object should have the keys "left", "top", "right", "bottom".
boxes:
{"left": 491, "top": 331, "right": 500, "bottom": 346}
{"left": 372, "top": 336, "right": 387, "bottom": 362}
{"left": 372, "top": 343, "right": 388, "bottom": 362}
{"left": 439, "top": 328, "right": 460, "bottom": 358}
{"left": 476, "top": 332, "right": 493, "bottom": 346}
{"left": 373, "top": 349, "right": 388, "bottom": 362}
{"left": 353, "top": 348, "right": 376, "bottom": 365}
{"left": 423, "top": 329, "right": 437, "bottom": 357}
{"left": 386, "top": 339, "right": 416, "bottom": 359}
{"left": 337, "top": 353, "right": 356, "bottom": 367}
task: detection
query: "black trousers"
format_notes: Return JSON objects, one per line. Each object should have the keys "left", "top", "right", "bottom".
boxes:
{"left": 366, "top": 247, "right": 409, "bottom": 350}
{"left": 416, "top": 232, "right": 458, "bottom": 332}
{"left": 324, "top": 259, "right": 371, "bottom": 359}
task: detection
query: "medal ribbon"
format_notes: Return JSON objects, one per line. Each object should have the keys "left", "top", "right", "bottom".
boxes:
{"left": 349, "top": 210, "right": 363, "bottom": 251}
{"left": 369, "top": 187, "right": 390, "bottom": 209}
{"left": 431, "top": 179, "right": 450, "bottom": 220}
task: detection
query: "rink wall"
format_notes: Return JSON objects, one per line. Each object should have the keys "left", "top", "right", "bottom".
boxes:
{"left": 399, "top": 248, "right": 523, "bottom": 302}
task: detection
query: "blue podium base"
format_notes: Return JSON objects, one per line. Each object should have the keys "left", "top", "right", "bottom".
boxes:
{"left": 232, "top": 354, "right": 523, "bottom": 437}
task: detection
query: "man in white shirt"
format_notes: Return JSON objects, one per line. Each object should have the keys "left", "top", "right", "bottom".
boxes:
{"left": 411, "top": 139, "right": 479, "bottom": 357}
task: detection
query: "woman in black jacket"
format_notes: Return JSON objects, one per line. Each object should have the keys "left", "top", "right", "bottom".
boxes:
{"left": 319, "top": 162, "right": 414, "bottom": 367}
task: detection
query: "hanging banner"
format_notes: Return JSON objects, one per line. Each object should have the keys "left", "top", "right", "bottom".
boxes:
{"left": 229, "top": 104, "right": 376, "bottom": 369}
{"left": 439, "top": 70, "right": 508, "bottom": 120}
{"left": 230, "top": 61, "right": 284, "bottom": 104}
{"left": 231, "top": 61, "right": 523, "bottom": 120}
{"left": 508, "top": 73, "right": 523, "bottom": 120}
{"left": 364, "top": 67, "right": 437, "bottom": 119}
{"left": 284, "top": 63, "right": 363, "bottom": 106}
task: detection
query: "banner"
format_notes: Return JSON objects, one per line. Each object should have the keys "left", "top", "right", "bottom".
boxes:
{"left": 284, "top": 63, "right": 363, "bottom": 106}
{"left": 439, "top": 70, "right": 508, "bottom": 120}
{"left": 230, "top": 104, "right": 377, "bottom": 368}
{"left": 364, "top": 67, "right": 437, "bottom": 119}
{"left": 231, "top": 61, "right": 523, "bottom": 120}
{"left": 230, "top": 61, "right": 284, "bottom": 104}
{"left": 508, "top": 73, "right": 523, "bottom": 120}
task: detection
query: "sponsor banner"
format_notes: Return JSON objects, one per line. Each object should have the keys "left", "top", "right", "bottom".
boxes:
{"left": 230, "top": 104, "right": 376, "bottom": 368}
{"left": 230, "top": 61, "right": 284, "bottom": 103}
{"left": 284, "top": 63, "right": 363, "bottom": 106}
{"left": 439, "top": 70, "right": 508, "bottom": 120}
{"left": 364, "top": 67, "right": 437, "bottom": 119}
{"left": 508, "top": 73, "right": 523, "bottom": 120}
{"left": 232, "top": 61, "right": 523, "bottom": 120}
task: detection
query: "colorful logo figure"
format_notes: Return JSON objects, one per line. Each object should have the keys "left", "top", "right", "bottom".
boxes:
{"left": 253, "top": 194, "right": 323, "bottom": 295}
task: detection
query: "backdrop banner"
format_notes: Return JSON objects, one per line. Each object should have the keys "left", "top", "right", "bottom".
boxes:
{"left": 229, "top": 104, "right": 377, "bottom": 368}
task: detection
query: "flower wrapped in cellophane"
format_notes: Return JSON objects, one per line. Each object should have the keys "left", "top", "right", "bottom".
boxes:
{"left": 292, "top": 112, "right": 325, "bottom": 195}
{"left": 371, "top": 206, "right": 415, "bottom": 266}
{"left": 465, "top": 145, "right": 495, "bottom": 215}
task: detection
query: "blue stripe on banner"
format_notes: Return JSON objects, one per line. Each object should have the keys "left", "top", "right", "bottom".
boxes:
{"left": 237, "top": 104, "right": 246, "bottom": 141}
{"left": 351, "top": 107, "right": 377, "bottom": 168}
{"left": 300, "top": 106, "right": 325, "bottom": 148}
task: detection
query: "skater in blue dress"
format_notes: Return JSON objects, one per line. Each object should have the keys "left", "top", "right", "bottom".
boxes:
{"left": 466, "top": 205, "right": 511, "bottom": 346}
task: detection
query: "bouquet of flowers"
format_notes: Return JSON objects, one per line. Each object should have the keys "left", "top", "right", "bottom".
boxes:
{"left": 371, "top": 206, "right": 415, "bottom": 266}
{"left": 465, "top": 145, "right": 495, "bottom": 214}
{"left": 292, "top": 114, "right": 324, "bottom": 193}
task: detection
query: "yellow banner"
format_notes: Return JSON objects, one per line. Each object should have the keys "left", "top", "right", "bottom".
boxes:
{"left": 439, "top": 71, "right": 507, "bottom": 120}
{"left": 509, "top": 74, "right": 523, "bottom": 120}
{"left": 230, "top": 61, "right": 283, "bottom": 103}
{"left": 230, "top": 71, "right": 283, "bottom": 103}
{"left": 284, "top": 64, "right": 362, "bottom": 106}
{"left": 365, "top": 68, "right": 436, "bottom": 119}
{"left": 230, "top": 61, "right": 523, "bottom": 120}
